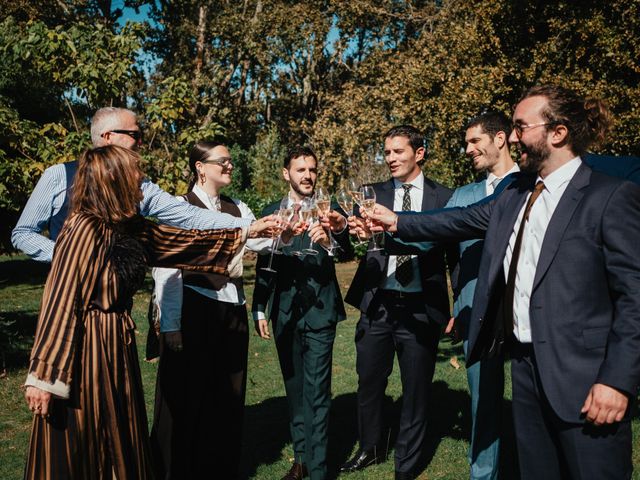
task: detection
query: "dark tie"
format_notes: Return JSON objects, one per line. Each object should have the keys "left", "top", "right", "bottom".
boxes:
{"left": 395, "top": 184, "right": 413, "bottom": 286}
{"left": 504, "top": 181, "right": 545, "bottom": 333}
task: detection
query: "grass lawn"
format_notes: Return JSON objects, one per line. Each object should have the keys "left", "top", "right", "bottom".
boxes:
{"left": 1, "top": 254, "right": 638, "bottom": 479}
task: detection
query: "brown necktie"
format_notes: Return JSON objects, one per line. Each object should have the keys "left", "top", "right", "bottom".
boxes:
{"left": 504, "top": 181, "right": 545, "bottom": 333}
{"left": 396, "top": 184, "right": 413, "bottom": 286}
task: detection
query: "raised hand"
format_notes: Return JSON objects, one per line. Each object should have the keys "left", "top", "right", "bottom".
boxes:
{"left": 308, "top": 222, "right": 331, "bottom": 249}
{"left": 365, "top": 203, "right": 399, "bottom": 233}
{"left": 248, "top": 214, "right": 281, "bottom": 238}
{"left": 347, "top": 215, "right": 372, "bottom": 240}
{"left": 319, "top": 210, "right": 347, "bottom": 232}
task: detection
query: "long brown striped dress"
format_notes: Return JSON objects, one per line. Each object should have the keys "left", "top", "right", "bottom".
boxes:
{"left": 24, "top": 213, "right": 242, "bottom": 480}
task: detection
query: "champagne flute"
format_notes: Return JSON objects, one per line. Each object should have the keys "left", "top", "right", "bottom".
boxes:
{"left": 301, "top": 198, "right": 319, "bottom": 256}
{"left": 349, "top": 179, "right": 364, "bottom": 210}
{"left": 315, "top": 187, "right": 337, "bottom": 254}
{"left": 337, "top": 189, "right": 366, "bottom": 246}
{"left": 268, "top": 197, "right": 293, "bottom": 255}
{"left": 361, "top": 185, "right": 382, "bottom": 251}
{"left": 261, "top": 209, "right": 284, "bottom": 272}
{"left": 289, "top": 201, "right": 304, "bottom": 257}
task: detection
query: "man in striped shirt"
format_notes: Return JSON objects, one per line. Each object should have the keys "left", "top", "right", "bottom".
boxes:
{"left": 12, "top": 107, "right": 256, "bottom": 262}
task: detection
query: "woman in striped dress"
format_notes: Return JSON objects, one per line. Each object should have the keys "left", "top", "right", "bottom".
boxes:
{"left": 22, "top": 145, "right": 267, "bottom": 479}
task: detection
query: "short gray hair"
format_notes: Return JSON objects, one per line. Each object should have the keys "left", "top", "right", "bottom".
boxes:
{"left": 90, "top": 107, "right": 136, "bottom": 146}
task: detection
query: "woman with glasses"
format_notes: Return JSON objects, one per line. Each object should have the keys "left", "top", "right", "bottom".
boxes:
{"left": 150, "top": 141, "right": 275, "bottom": 479}
{"left": 23, "top": 145, "right": 247, "bottom": 480}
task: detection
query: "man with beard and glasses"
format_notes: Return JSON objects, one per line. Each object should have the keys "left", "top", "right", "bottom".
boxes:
{"left": 368, "top": 85, "right": 640, "bottom": 480}
{"left": 444, "top": 111, "right": 518, "bottom": 480}
{"left": 12, "top": 107, "right": 270, "bottom": 263}
{"left": 252, "top": 146, "right": 352, "bottom": 480}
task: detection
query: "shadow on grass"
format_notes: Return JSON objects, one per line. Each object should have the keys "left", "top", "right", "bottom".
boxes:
{"left": 0, "top": 258, "right": 49, "bottom": 288}
{"left": 240, "top": 383, "right": 505, "bottom": 479}
{"left": 241, "top": 395, "right": 291, "bottom": 479}
{"left": 0, "top": 310, "right": 38, "bottom": 370}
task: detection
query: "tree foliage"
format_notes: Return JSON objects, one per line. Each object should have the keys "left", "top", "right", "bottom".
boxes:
{"left": 2, "top": 0, "right": 640, "bottom": 252}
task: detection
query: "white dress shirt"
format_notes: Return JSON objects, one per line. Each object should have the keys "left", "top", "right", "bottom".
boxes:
{"left": 153, "top": 185, "right": 271, "bottom": 332}
{"left": 486, "top": 164, "right": 520, "bottom": 196}
{"left": 381, "top": 175, "right": 424, "bottom": 292}
{"left": 504, "top": 157, "right": 582, "bottom": 343}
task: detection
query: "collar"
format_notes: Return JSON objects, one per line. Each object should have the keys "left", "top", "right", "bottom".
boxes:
{"left": 192, "top": 184, "right": 219, "bottom": 210}
{"left": 486, "top": 163, "right": 520, "bottom": 186}
{"left": 393, "top": 173, "right": 424, "bottom": 191}
{"left": 536, "top": 156, "right": 581, "bottom": 194}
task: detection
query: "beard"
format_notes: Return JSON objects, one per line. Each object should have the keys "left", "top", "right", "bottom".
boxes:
{"left": 519, "top": 137, "right": 550, "bottom": 174}
{"left": 290, "top": 179, "right": 314, "bottom": 198}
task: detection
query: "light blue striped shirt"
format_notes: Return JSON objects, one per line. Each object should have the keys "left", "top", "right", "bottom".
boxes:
{"left": 11, "top": 161, "right": 251, "bottom": 263}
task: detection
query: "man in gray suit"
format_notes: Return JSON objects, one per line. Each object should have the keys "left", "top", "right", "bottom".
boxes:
{"left": 446, "top": 111, "right": 518, "bottom": 480}
{"left": 370, "top": 85, "right": 640, "bottom": 479}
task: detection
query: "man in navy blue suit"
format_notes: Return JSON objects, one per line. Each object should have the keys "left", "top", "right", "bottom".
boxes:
{"left": 342, "top": 126, "right": 454, "bottom": 480}
{"left": 370, "top": 85, "right": 640, "bottom": 480}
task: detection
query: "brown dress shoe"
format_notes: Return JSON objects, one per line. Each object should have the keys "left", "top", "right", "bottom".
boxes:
{"left": 281, "top": 462, "right": 308, "bottom": 480}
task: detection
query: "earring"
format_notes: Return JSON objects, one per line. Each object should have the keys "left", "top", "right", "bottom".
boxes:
{"left": 199, "top": 172, "right": 206, "bottom": 184}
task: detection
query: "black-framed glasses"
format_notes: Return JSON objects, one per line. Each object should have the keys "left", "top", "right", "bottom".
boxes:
{"left": 200, "top": 157, "right": 233, "bottom": 168}
{"left": 512, "top": 122, "right": 553, "bottom": 138}
{"left": 102, "top": 129, "right": 143, "bottom": 144}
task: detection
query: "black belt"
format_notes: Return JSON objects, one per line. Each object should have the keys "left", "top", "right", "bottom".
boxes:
{"left": 509, "top": 335, "right": 534, "bottom": 359}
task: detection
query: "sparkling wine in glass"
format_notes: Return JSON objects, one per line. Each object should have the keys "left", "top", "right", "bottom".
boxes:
{"left": 315, "top": 187, "right": 337, "bottom": 253}
{"left": 301, "top": 198, "right": 319, "bottom": 256}
{"left": 338, "top": 189, "right": 366, "bottom": 247}
{"left": 261, "top": 209, "right": 284, "bottom": 272}
{"left": 361, "top": 185, "right": 382, "bottom": 251}
{"left": 349, "top": 179, "right": 364, "bottom": 208}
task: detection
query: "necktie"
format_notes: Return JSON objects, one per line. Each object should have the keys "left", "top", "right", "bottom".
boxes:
{"left": 488, "top": 176, "right": 502, "bottom": 195}
{"left": 504, "top": 181, "right": 545, "bottom": 334}
{"left": 395, "top": 184, "right": 413, "bottom": 286}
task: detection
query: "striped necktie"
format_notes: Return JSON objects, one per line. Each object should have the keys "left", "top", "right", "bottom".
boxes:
{"left": 395, "top": 184, "right": 413, "bottom": 286}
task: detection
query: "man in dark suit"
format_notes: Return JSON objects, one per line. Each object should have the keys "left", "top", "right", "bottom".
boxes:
{"left": 252, "top": 146, "right": 352, "bottom": 480}
{"left": 370, "top": 86, "right": 640, "bottom": 479}
{"left": 341, "top": 125, "right": 455, "bottom": 480}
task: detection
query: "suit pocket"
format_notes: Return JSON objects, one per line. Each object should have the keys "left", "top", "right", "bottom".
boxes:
{"left": 561, "top": 225, "right": 596, "bottom": 243}
{"left": 582, "top": 326, "right": 609, "bottom": 350}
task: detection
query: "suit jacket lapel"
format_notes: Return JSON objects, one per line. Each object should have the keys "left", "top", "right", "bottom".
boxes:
{"left": 421, "top": 176, "right": 438, "bottom": 210}
{"left": 378, "top": 179, "right": 395, "bottom": 209}
{"left": 532, "top": 163, "right": 590, "bottom": 291}
{"left": 489, "top": 183, "right": 531, "bottom": 283}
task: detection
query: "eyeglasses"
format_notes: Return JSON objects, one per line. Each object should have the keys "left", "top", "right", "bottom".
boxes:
{"left": 102, "top": 129, "right": 143, "bottom": 144}
{"left": 512, "top": 122, "right": 554, "bottom": 138}
{"left": 200, "top": 157, "right": 233, "bottom": 168}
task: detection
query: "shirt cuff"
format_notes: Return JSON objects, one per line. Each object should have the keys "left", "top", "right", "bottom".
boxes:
{"left": 253, "top": 311, "right": 266, "bottom": 321}
{"left": 25, "top": 373, "right": 70, "bottom": 399}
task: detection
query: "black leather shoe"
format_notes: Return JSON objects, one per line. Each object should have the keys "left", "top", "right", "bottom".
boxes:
{"left": 340, "top": 448, "right": 378, "bottom": 472}
{"left": 281, "top": 462, "right": 308, "bottom": 480}
{"left": 395, "top": 470, "right": 414, "bottom": 480}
